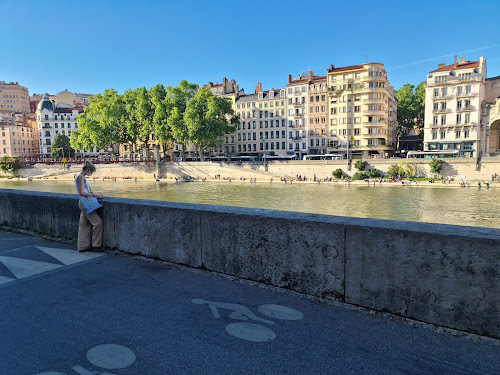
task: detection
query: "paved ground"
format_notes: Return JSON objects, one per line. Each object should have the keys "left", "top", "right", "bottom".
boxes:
{"left": 1, "top": 229, "right": 499, "bottom": 375}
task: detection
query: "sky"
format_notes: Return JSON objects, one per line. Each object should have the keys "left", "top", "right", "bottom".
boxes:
{"left": 1, "top": 0, "right": 500, "bottom": 96}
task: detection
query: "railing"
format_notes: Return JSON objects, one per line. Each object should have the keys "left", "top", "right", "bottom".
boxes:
{"left": 456, "top": 92, "right": 474, "bottom": 98}
{"left": 432, "top": 108, "right": 449, "bottom": 114}
{"left": 363, "top": 98, "right": 385, "bottom": 102}
{"left": 293, "top": 113, "right": 302, "bottom": 118}
{"left": 456, "top": 105, "right": 474, "bottom": 112}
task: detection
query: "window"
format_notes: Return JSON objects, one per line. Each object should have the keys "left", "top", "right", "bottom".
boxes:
{"left": 466, "top": 86, "right": 471, "bottom": 94}
{"left": 434, "top": 89, "right": 439, "bottom": 97}
{"left": 433, "top": 116, "right": 438, "bottom": 125}
{"left": 456, "top": 130, "right": 461, "bottom": 138}
{"left": 457, "top": 101, "right": 462, "bottom": 109}
{"left": 441, "top": 88, "right": 447, "bottom": 96}
{"left": 440, "top": 131, "right": 446, "bottom": 139}
{"left": 432, "top": 131, "right": 437, "bottom": 139}
{"left": 457, "top": 114, "right": 462, "bottom": 124}
{"left": 465, "top": 114, "right": 470, "bottom": 124}
{"left": 464, "top": 129, "right": 470, "bottom": 138}
{"left": 457, "top": 86, "right": 463, "bottom": 95}
{"left": 441, "top": 115, "right": 446, "bottom": 125}
{"left": 354, "top": 128, "right": 360, "bottom": 135}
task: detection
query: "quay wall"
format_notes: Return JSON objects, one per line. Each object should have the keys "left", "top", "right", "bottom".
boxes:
{"left": 0, "top": 188, "right": 499, "bottom": 340}
{"left": 3, "top": 159, "right": 500, "bottom": 181}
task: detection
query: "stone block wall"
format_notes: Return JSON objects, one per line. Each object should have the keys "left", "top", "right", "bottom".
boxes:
{"left": 0, "top": 188, "right": 499, "bottom": 339}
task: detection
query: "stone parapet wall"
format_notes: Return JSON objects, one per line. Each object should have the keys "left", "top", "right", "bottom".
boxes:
{"left": 2, "top": 159, "right": 499, "bottom": 181}
{"left": 0, "top": 188, "right": 499, "bottom": 339}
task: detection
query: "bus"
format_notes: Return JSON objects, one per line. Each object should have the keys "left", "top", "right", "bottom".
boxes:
{"left": 303, "top": 154, "right": 346, "bottom": 160}
{"left": 230, "top": 156, "right": 256, "bottom": 162}
{"left": 263, "top": 155, "right": 296, "bottom": 160}
{"left": 407, "top": 150, "right": 459, "bottom": 159}
{"left": 210, "top": 156, "right": 228, "bottom": 161}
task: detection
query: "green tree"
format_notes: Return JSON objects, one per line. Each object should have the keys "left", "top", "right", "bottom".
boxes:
{"left": 184, "top": 87, "right": 239, "bottom": 159}
{"left": 149, "top": 84, "right": 170, "bottom": 158}
{"left": 166, "top": 80, "right": 199, "bottom": 160}
{"left": 354, "top": 160, "right": 366, "bottom": 172}
{"left": 386, "top": 164, "right": 401, "bottom": 178}
{"left": 0, "top": 156, "right": 20, "bottom": 174}
{"left": 396, "top": 82, "right": 426, "bottom": 139}
{"left": 429, "top": 158, "right": 443, "bottom": 174}
{"left": 72, "top": 89, "right": 125, "bottom": 154}
{"left": 136, "top": 87, "right": 155, "bottom": 156}
{"left": 366, "top": 168, "right": 381, "bottom": 178}
{"left": 332, "top": 168, "right": 343, "bottom": 179}
{"left": 50, "top": 133, "right": 75, "bottom": 158}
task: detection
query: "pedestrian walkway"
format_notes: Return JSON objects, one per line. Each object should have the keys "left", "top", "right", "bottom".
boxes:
{"left": 1, "top": 228, "right": 499, "bottom": 375}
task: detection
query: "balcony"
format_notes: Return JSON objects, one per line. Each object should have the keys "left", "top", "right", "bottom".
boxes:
{"left": 363, "top": 97, "right": 385, "bottom": 103}
{"left": 362, "top": 133, "right": 385, "bottom": 138}
{"left": 365, "top": 109, "right": 385, "bottom": 115}
{"left": 291, "top": 136, "right": 303, "bottom": 141}
{"left": 292, "top": 102, "right": 303, "bottom": 107}
{"left": 456, "top": 92, "right": 474, "bottom": 98}
{"left": 433, "top": 94, "right": 451, "bottom": 100}
{"left": 456, "top": 105, "right": 474, "bottom": 112}
{"left": 293, "top": 113, "right": 302, "bottom": 118}
{"left": 292, "top": 124, "right": 304, "bottom": 129}
{"left": 363, "top": 121, "right": 386, "bottom": 126}
{"left": 432, "top": 108, "right": 449, "bottom": 114}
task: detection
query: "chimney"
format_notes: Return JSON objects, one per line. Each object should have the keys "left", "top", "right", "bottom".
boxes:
{"left": 208, "top": 82, "right": 213, "bottom": 88}
{"left": 223, "top": 77, "right": 228, "bottom": 85}
{"left": 459, "top": 57, "right": 466, "bottom": 64}
{"left": 308, "top": 70, "right": 313, "bottom": 79}
{"left": 438, "top": 63, "right": 446, "bottom": 69}
{"left": 288, "top": 74, "right": 292, "bottom": 84}
{"left": 454, "top": 54, "right": 457, "bottom": 68}
{"left": 329, "top": 64, "right": 334, "bottom": 72}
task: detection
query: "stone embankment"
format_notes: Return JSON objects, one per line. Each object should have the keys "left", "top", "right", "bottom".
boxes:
{"left": 1, "top": 189, "right": 499, "bottom": 340}
{"left": 2, "top": 158, "right": 500, "bottom": 182}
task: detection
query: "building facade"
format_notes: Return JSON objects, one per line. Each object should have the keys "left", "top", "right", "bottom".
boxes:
{"left": 286, "top": 73, "right": 309, "bottom": 158}
{"left": 326, "top": 63, "right": 397, "bottom": 159}
{"left": 483, "top": 76, "right": 500, "bottom": 156}
{"left": 234, "top": 83, "right": 287, "bottom": 158}
{"left": 308, "top": 75, "right": 328, "bottom": 155}
{"left": 36, "top": 96, "right": 80, "bottom": 157}
{"left": 0, "top": 112, "right": 39, "bottom": 158}
{"left": 0, "top": 81, "right": 30, "bottom": 116}
{"left": 423, "top": 56, "right": 487, "bottom": 158}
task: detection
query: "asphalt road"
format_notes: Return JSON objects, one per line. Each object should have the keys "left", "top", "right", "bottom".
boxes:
{"left": 1, "top": 229, "right": 499, "bottom": 375}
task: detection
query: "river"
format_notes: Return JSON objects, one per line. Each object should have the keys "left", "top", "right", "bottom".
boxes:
{"left": 1, "top": 179, "right": 499, "bottom": 229}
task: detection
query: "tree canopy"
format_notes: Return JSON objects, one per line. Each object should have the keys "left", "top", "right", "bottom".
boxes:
{"left": 184, "top": 87, "right": 239, "bottom": 158}
{"left": 70, "top": 81, "right": 240, "bottom": 159}
{"left": 51, "top": 133, "right": 75, "bottom": 158}
{"left": 396, "top": 82, "right": 426, "bottom": 137}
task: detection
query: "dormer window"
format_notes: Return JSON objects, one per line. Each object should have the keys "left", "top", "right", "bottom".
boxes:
{"left": 258, "top": 93, "right": 263, "bottom": 100}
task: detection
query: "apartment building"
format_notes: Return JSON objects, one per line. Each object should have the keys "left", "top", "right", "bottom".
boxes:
{"left": 57, "top": 89, "right": 93, "bottom": 107}
{"left": 286, "top": 72, "right": 310, "bottom": 158}
{"left": 36, "top": 95, "right": 80, "bottom": 157}
{"left": 423, "top": 56, "right": 487, "bottom": 158}
{"left": 484, "top": 76, "right": 500, "bottom": 155}
{"left": 0, "top": 113, "right": 39, "bottom": 158}
{"left": 0, "top": 81, "right": 30, "bottom": 115}
{"left": 233, "top": 83, "right": 287, "bottom": 158}
{"left": 308, "top": 76, "right": 328, "bottom": 155}
{"left": 327, "top": 63, "right": 397, "bottom": 159}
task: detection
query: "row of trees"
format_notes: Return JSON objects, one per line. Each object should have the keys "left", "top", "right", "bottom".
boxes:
{"left": 69, "top": 81, "right": 240, "bottom": 160}
{"left": 395, "top": 82, "right": 426, "bottom": 138}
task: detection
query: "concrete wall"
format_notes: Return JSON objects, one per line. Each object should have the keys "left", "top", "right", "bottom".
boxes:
{"left": 0, "top": 188, "right": 499, "bottom": 339}
{"left": 3, "top": 159, "right": 500, "bottom": 181}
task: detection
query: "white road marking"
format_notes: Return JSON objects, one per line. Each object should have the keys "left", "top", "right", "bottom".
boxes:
{"left": 86, "top": 344, "right": 136, "bottom": 369}
{"left": 258, "top": 304, "right": 304, "bottom": 320}
{"left": 37, "top": 246, "right": 104, "bottom": 265}
{"left": 0, "top": 275, "right": 15, "bottom": 285}
{"left": 192, "top": 299, "right": 274, "bottom": 325}
{"left": 0, "top": 256, "right": 62, "bottom": 279}
{"left": 225, "top": 322, "right": 276, "bottom": 342}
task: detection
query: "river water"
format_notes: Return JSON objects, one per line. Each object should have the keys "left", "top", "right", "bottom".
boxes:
{"left": 1, "top": 179, "right": 499, "bottom": 229}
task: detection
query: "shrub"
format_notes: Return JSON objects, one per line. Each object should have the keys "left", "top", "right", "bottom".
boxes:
{"left": 386, "top": 164, "right": 400, "bottom": 178}
{"left": 332, "top": 168, "right": 343, "bottom": 179}
{"left": 429, "top": 158, "right": 443, "bottom": 174}
{"left": 0, "top": 156, "right": 20, "bottom": 174}
{"left": 352, "top": 172, "right": 368, "bottom": 180}
{"left": 366, "top": 168, "right": 382, "bottom": 178}
{"left": 354, "top": 160, "right": 366, "bottom": 172}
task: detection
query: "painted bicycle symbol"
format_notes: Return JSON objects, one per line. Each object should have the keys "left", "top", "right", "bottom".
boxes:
{"left": 36, "top": 344, "right": 136, "bottom": 375}
{"left": 192, "top": 299, "right": 304, "bottom": 342}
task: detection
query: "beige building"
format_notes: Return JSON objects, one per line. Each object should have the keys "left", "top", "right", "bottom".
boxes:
{"left": 484, "top": 75, "right": 500, "bottom": 156}
{"left": 424, "top": 56, "right": 488, "bottom": 158}
{"left": 0, "top": 81, "right": 30, "bottom": 116}
{"left": 0, "top": 112, "right": 39, "bottom": 158}
{"left": 234, "top": 83, "right": 287, "bottom": 158}
{"left": 57, "top": 89, "right": 93, "bottom": 107}
{"left": 327, "top": 63, "right": 397, "bottom": 159}
{"left": 286, "top": 73, "right": 309, "bottom": 158}
{"left": 308, "top": 75, "right": 328, "bottom": 155}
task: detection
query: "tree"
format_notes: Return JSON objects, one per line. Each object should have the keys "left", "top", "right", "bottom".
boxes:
{"left": 184, "top": 87, "right": 239, "bottom": 159}
{"left": 429, "top": 158, "right": 443, "bottom": 175}
{"left": 136, "top": 87, "right": 155, "bottom": 156}
{"left": 386, "top": 164, "right": 401, "bottom": 178}
{"left": 166, "top": 80, "right": 199, "bottom": 160}
{"left": 149, "top": 84, "right": 169, "bottom": 158}
{"left": 354, "top": 160, "right": 366, "bottom": 172}
{"left": 0, "top": 156, "right": 20, "bottom": 174}
{"left": 51, "top": 133, "right": 75, "bottom": 158}
{"left": 396, "top": 82, "right": 426, "bottom": 139}
{"left": 72, "top": 89, "right": 125, "bottom": 154}
{"left": 332, "top": 168, "right": 343, "bottom": 179}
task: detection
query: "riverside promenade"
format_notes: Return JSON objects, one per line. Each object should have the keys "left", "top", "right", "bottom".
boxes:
{"left": 1, "top": 229, "right": 499, "bottom": 375}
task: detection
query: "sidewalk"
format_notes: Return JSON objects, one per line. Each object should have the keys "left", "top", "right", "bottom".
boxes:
{"left": 1, "top": 229, "right": 499, "bottom": 375}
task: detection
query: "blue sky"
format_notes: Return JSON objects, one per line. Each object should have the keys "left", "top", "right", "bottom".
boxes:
{"left": 1, "top": 0, "right": 499, "bottom": 96}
